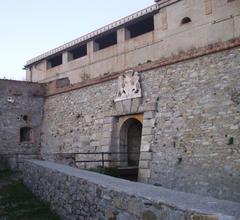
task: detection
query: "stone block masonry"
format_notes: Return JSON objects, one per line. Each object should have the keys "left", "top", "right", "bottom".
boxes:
{"left": 41, "top": 46, "right": 240, "bottom": 202}
{"left": 0, "top": 0, "right": 239, "bottom": 211}
{"left": 21, "top": 160, "right": 240, "bottom": 220}
{"left": 0, "top": 80, "right": 44, "bottom": 168}
{"left": 149, "top": 46, "right": 240, "bottom": 202}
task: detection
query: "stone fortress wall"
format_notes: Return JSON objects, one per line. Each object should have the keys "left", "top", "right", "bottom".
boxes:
{"left": 40, "top": 46, "right": 240, "bottom": 202}
{"left": 0, "top": 0, "right": 239, "bottom": 206}
{"left": 0, "top": 80, "right": 44, "bottom": 168}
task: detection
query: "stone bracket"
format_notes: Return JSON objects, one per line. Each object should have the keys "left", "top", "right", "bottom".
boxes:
{"left": 114, "top": 97, "right": 142, "bottom": 115}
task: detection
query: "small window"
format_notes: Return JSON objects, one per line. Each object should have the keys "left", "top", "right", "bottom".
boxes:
{"left": 181, "top": 17, "right": 192, "bottom": 25}
{"left": 56, "top": 77, "right": 70, "bottom": 88}
{"left": 68, "top": 44, "right": 87, "bottom": 61}
{"left": 47, "top": 54, "right": 62, "bottom": 69}
{"left": 94, "top": 31, "right": 117, "bottom": 51}
{"left": 20, "top": 127, "right": 32, "bottom": 142}
{"left": 125, "top": 15, "right": 154, "bottom": 39}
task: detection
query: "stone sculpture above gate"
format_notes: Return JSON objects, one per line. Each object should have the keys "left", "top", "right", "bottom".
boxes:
{"left": 115, "top": 70, "right": 142, "bottom": 101}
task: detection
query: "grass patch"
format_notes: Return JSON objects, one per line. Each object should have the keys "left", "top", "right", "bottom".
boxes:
{"left": 0, "top": 169, "right": 19, "bottom": 181}
{"left": 0, "top": 170, "right": 61, "bottom": 220}
{"left": 88, "top": 166, "right": 120, "bottom": 177}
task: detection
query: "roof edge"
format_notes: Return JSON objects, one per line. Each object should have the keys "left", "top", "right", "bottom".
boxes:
{"left": 25, "top": 4, "right": 159, "bottom": 67}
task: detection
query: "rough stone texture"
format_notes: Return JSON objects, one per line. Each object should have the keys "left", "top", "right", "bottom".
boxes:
{"left": 0, "top": 80, "right": 44, "bottom": 168}
{"left": 40, "top": 79, "right": 116, "bottom": 169}
{"left": 21, "top": 160, "right": 240, "bottom": 220}
{"left": 0, "top": 1, "right": 239, "bottom": 213}
{"left": 40, "top": 47, "right": 240, "bottom": 202}
{"left": 149, "top": 47, "right": 240, "bottom": 202}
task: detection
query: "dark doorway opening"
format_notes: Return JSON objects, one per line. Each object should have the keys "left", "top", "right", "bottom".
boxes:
{"left": 119, "top": 118, "right": 142, "bottom": 181}
{"left": 127, "top": 120, "right": 142, "bottom": 166}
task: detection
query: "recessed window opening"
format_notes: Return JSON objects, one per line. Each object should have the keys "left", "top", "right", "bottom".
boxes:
{"left": 47, "top": 54, "right": 62, "bottom": 69}
{"left": 181, "top": 17, "right": 192, "bottom": 25}
{"left": 125, "top": 15, "right": 154, "bottom": 39}
{"left": 20, "top": 127, "right": 32, "bottom": 142}
{"left": 68, "top": 44, "right": 87, "bottom": 61}
{"left": 94, "top": 31, "right": 117, "bottom": 51}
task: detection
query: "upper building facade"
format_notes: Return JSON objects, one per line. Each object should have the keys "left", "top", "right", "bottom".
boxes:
{"left": 24, "top": 0, "right": 240, "bottom": 84}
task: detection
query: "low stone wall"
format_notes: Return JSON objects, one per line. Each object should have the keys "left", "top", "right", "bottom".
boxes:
{"left": 20, "top": 160, "right": 240, "bottom": 220}
{"left": 0, "top": 154, "right": 40, "bottom": 170}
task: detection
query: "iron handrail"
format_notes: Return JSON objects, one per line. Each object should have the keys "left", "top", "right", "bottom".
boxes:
{"left": 0, "top": 151, "right": 141, "bottom": 168}
{"left": 41, "top": 152, "right": 140, "bottom": 155}
{"left": 42, "top": 151, "right": 140, "bottom": 167}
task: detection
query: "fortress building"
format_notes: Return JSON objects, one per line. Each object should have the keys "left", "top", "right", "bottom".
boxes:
{"left": 1, "top": 0, "right": 240, "bottom": 203}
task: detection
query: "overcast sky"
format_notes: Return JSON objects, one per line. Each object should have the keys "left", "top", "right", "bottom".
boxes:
{"left": 0, "top": 0, "right": 154, "bottom": 80}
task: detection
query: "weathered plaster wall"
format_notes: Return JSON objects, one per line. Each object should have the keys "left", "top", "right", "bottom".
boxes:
{"left": 27, "top": 0, "right": 240, "bottom": 84}
{"left": 0, "top": 80, "right": 44, "bottom": 167}
{"left": 41, "top": 47, "right": 240, "bottom": 202}
{"left": 21, "top": 160, "right": 240, "bottom": 220}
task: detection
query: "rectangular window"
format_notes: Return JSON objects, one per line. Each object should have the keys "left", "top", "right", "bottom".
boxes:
{"left": 56, "top": 77, "right": 70, "bottom": 88}
{"left": 47, "top": 54, "right": 62, "bottom": 69}
{"left": 20, "top": 127, "right": 32, "bottom": 142}
{"left": 94, "top": 31, "right": 117, "bottom": 51}
{"left": 68, "top": 44, "right": 87, "bottom": 61}
{"left": 125, "top": 15, "right": 154, "bottom": 39}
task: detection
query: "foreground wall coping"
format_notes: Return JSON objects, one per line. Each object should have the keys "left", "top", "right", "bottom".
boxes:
{"left": 25, "top": 160, "right": 240, "bottom": 219}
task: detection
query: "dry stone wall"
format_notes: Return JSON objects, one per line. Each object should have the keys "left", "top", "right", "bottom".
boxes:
{"left": 21, "top": 160, "right": 240, "bottom": 220}
{"left": 41, "top": 47, "right": 240, "bottom": 202}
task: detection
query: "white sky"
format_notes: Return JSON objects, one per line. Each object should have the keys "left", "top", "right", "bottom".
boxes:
{"left": 0, "top": 0, "right": 154, "bottom": 80}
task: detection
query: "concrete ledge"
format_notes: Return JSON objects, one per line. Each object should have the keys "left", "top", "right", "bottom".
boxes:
{"left": 21, "top": 160, "right": 240, "bottom": 220}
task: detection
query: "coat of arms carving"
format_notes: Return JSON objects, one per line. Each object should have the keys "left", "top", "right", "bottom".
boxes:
{"left": 115, "top": 70, "right": 142, "bottom": 101}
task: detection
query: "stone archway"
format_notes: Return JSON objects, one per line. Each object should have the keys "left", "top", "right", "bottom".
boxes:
{"left": 119, "top": 118, "right": 142, "bottom": 167}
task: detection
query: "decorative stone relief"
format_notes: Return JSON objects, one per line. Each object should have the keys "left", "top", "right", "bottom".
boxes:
{"left": 115, "top": 70, "right": 141, "bottom": 101}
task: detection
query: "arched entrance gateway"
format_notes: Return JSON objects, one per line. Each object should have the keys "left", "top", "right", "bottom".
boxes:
{"left": 119, "top": 117, "right": 142, "bottom": 180}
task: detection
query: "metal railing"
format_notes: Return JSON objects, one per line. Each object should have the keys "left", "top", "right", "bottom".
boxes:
{"left": 42, "top": 151, "right": 140, "bottom": 168}
{"left": 0, "top": 151, "right": 140, "bottom": 168}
